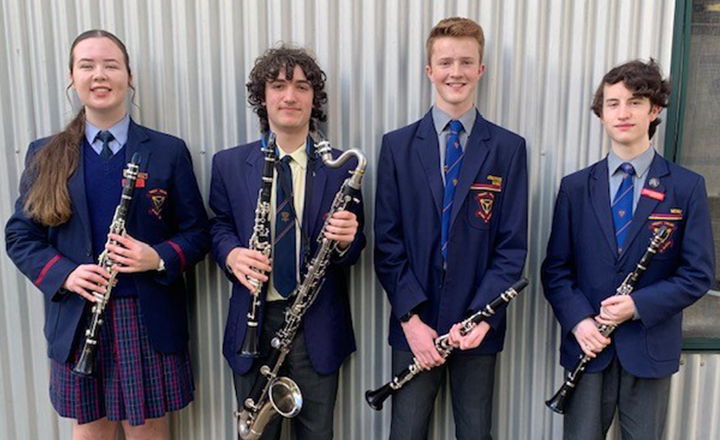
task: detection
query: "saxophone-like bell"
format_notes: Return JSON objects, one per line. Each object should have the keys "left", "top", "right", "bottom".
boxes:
{"left": 238, "top": 377, "right": 303, "bottom": 440}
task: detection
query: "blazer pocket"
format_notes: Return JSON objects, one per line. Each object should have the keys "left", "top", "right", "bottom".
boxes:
{"left": 645, "top": 218, "right": 683, "bottom": 260}
{"left": 468, "top": 189, "right": 495, "bottom": 230}
{"left": 645, "top": 316, "right": 682, "bottom": 362}
{"left": 143, "top": 180, "right": 170, "bottom": 222}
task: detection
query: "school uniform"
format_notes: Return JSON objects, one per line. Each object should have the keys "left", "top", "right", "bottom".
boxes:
{"left": 209, "top": 137, "right": 365, "bottom": 439}
{"left": 375, "top": 107, "right": 528, "bottom": 439}
{"left": 5, "top": 117, "right": 209, "bottom": 425}
{"left": 541, "top": 149, "right": 715, "bottom": 439}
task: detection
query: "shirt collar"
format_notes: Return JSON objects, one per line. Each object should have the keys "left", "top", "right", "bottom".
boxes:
{"left": 277, "top": 139, "right": 309, "bottom": 170}
{"left": 85, "top": 113, "right": 131, "bottom": 146}
{"left": 608, "top": 145, "right": 655, "bottom": 178}
{"left": 432, "top": 105, "right": 477, "bottom": 136}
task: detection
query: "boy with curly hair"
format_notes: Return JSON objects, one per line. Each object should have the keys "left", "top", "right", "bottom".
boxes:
{"left": 209, "top": 45, "right": 366, "bottom": 439}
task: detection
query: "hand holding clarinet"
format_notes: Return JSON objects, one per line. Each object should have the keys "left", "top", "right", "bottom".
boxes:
{"left": 366, "top": 278, "right": 529, "bottom": 411}
{"left": 545, "top": 226, "right": 671, "bottom": 414}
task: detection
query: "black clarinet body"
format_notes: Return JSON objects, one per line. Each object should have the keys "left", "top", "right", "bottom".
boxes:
{"left": 72, "top": 153, "right": 141, "bottom": 377}
{"left": 545, "top": 226, "right": 671, "bottom": 414}
{"left": 365, "top": 278, "right": 529, "bottom": 411}
{"left": 239, "top": 133, "right": 277, "bottom": 357}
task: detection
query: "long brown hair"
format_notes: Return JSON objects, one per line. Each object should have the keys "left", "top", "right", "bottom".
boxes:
{"left": 24, "top": 29, "right": 132, "bottom": 226}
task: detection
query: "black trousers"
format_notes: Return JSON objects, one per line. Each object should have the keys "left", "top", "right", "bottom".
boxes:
{"left": 389, "top": 348, "right": 497, "bottom": 440}
{"left": 234, "top": 301, "right": 339, "bottom": 440}
{"left": 563, "top": 355, "right": 671, "bottom": 440}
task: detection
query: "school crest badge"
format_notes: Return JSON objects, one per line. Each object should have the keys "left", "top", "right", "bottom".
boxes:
{"left": 474, "top": 191, "right": 494, "bottom": 224}
{"left": 147, "top": 188, "right": 168, "bottom": 220}
{"left": 649, "top": 221, "right": 675, "bottom": 253}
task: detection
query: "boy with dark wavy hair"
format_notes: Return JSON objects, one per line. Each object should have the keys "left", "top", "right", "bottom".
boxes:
{"left": 210, "top": 45, "right": 365, "bottom": 439}
{"left": 246, "top": 46, "right": 329, "bottom": 133}
{"left": 542, "top": 59, "right": 714, "bottom": 439}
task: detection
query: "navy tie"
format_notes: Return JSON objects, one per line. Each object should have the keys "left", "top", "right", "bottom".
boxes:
{"left": 96, "top": 130, "right": 114, "bottom": 159}
{"left": 274, "top": 155, "right": 296, "bottom": 297}
{"left": 612, "top": 162, "right": 636, "bottom": 253}
{"left": 441, "top": 120, "right": 464, "bottom": 261}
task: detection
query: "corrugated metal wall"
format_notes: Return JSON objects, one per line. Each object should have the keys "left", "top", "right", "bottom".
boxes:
{"left": 1, "top": 0, "right": 715, "bottom": 439}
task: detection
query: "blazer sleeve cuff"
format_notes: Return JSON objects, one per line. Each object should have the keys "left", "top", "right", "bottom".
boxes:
{"left": 35, "top": 255, "right": 77, "bottom": 302}
{"left": 151, "top": 240, "right": 188, "bottom": 285}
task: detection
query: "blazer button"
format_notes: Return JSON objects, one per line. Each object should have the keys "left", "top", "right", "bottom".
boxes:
{"left": 86, "top": 249, "right": 92, "bottom": 257}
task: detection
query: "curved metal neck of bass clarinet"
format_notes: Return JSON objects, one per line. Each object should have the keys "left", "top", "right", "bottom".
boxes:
{"left": 315, "top": 141, "right": 367, "bottom": 190}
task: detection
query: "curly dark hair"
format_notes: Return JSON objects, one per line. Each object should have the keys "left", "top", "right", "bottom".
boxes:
{"left": 591, "top": 59, "right": 671, "bottom": 139}
{"left": 246, "top": 45, "right": 328, "bottom": 133}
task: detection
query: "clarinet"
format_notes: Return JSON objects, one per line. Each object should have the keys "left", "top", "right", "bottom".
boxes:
{"left": 545, "top": 225, "right": 671, "bottom": 414}
{"left": 72, "top": 153, "right": 141, "bottom": 377}
{"left": 238, "top": 133, "right": 277, "bottom": 357}
{"left": 235, "top": 140, "right": 367, "bottom": 440}
{"left": 366, "top": 278, "right": 529, "bottom": 411}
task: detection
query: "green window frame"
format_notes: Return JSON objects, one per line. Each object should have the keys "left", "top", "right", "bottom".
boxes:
{"left": 667, "top": 0, "right": 720, "bottom": 351}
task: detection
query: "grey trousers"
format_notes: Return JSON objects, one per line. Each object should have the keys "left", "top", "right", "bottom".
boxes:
{"left": 389, "top": 348, "right": 497, "bottom": 440}
{"left": 234, "top": 301, "right": 339, "bottom": 440}
{"left": 563, "top": 355, "right": 671, "bottom": 440}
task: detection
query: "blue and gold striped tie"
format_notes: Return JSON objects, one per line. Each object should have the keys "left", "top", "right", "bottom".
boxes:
{"left": 441, "top": 120, "right": 464, "bottom": 261}
{"left": 612, "top": 162, "right": 635, "bottom": 253}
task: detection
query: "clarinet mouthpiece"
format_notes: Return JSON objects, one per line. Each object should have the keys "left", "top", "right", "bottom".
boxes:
{"left": 511, "top": 278, "right": 529, "bottom": 293}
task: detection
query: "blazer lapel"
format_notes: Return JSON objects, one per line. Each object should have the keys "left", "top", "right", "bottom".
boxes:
{"left": 413, "top": 111, "right": 443, "bottom": 217}
{"left": 449, "top": 111, "right": 490, "bottom": 229}
{"left": 589, "top": 159, "right": 619, "bottom": 256}
{"left": 618, "top": 154, "right": 669, "bottom": 263}
{"left": 68, "top": 138, "right": 92, "bottom": 247}
{"left": 124, "top": 120, "right": 152, "bottom": 220}
{"left": 244, "top": 141, "right": 264, "bottom": 211}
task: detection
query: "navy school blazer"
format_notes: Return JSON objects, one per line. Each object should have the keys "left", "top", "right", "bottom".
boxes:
{"left": 374, "top": 109, "right": 529, "bottom": 354}
{"left": 541, "top": 153, "right": 715, "bottom": 378}
{"left": 209, "top": 140, "right": 366, "bottom": 375}
{"left": 5, "top": 120, "right": 210, "bottom": 363}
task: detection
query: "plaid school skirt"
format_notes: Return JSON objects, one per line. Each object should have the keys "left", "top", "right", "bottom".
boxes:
{"left": 50, "top": 297, "right": 194, "bottom": 426}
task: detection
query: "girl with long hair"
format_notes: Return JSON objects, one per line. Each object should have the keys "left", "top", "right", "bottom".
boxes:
{"left": 5, "top": 30, "right": 209, "bottom": 440}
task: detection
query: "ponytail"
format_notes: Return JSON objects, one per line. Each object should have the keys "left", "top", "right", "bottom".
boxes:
{"left": 23, "top": 108, "right": 85, "bottom": 226}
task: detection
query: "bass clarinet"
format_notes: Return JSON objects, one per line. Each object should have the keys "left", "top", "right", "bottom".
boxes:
{"left": 72, "top": 153, "right": 141, "bottom": 377}
{"left": 545, "top": 225, "right": 671, "bottom": 414}
{"left": 239, "top": 133, "right": 277, "bottom": 357}
{"left": 235, "top": 140, "right": 367, "bottom": 440}
{"left": 366, "top": 278, "right": 529, "bottom": 411}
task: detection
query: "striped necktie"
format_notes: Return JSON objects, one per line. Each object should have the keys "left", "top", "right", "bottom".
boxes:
{"left": 612, "top": 162, "right": 636, "bottom": 253}
{"left": 441, "top": 120, "right": 464, "bottom": 261}
{"left": 274, "top": 155, "right": 296, "bottom": 297}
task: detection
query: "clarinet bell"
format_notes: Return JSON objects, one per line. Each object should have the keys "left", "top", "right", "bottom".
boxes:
{"left": 365, "top": 383, "right": 394, "bottom": 411}
{"left": 240, "top": 326, "right": 260, "bottom": 357}
{"left": 545, "top": 386, "right": 569, "bottom": 414}
{"left": 72, "top": 344, "right": 96, "bottom": 377}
